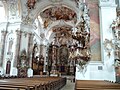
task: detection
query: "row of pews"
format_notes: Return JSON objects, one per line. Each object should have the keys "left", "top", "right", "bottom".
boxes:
{"left": 0, "top": 76, "right": 66, "bottom": 90}
{"left": 75, "top": 80, "right": 120, "bottom": 90}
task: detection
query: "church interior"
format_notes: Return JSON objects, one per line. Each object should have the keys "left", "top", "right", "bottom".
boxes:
{"left": 0, "top": 0, "right": 120, "bottom": 90}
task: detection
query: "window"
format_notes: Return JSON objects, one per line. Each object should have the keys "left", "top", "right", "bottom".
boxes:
{"left": 0, "top": 1, "right": 5, "bottom": 22}
{"left": 115, "top": 0, "right": 120, "bottom": 8}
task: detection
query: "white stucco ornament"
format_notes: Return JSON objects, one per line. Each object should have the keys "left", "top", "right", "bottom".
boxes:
{"left": 101, "top": 0, "right": 109, "bottom": 2}
{"left": 50, "top": 0, "right": 62, "bottom": 2}
{"left": 104, "top": 39, "right": 114, "bottom": 57}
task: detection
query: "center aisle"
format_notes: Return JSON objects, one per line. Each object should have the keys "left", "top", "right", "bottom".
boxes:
{"left": 61, "top": 80, "right": 75, "bottom": 90}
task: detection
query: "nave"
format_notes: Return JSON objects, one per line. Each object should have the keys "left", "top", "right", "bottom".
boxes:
{"left": 0, "top": 0, "right": 120, "bottom": 89}
{"left": 60, "top": 79, "right": 75, "bottom": 90}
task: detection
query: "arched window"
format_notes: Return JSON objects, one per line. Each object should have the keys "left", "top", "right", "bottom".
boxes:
{"left": 0, "top": 1, "right": 5, "bottom": 45}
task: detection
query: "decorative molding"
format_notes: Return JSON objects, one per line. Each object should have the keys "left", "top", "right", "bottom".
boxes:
{"left": 70, "top": 0, "right": 84, "bottom": 8}
{"left": 103, "top": 39, "right": 114, "bottom": 58}
{"left": 8, "top": 0, "right": 18, "bottom": 16}
{"left": 99, "top": 0, "right": 116, "bottom": 7}
{"left": 22, "top": 15, "right": 32, "bottom": 25}
{"left": 101, "top": 0, "right": 109, "bottom": 2}
{"left": 0, "top": 30, "right": 8, "bottom": 67}
{"left": 49, "top": 0, "right": 63, "bottom": 3}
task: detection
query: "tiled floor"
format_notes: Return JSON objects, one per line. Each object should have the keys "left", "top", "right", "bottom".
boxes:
{"left": 61, "top": 80, "right": 75, "bottom": 90}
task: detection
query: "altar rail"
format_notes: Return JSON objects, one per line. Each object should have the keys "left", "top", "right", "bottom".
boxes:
{"left": 75, "top": 80, "right": 120, "bottom": 90}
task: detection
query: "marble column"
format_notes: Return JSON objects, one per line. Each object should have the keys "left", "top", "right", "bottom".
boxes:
{"left": 40, "top": 44, "right": 47, "bottom": 72}
{"left": 40, "top": 44, "right": 44, "bottom": 55}
{"left": 13, "top": 30, "right": 22, "bottom": 67}
{"left": 27, "top": 33, "right": 34, "bottom": 68}
{"left": 44, "top": 45, "right": 48, "bottom": 72}
{"left": 0, "top": 31, "right": 8, "bottom": 67}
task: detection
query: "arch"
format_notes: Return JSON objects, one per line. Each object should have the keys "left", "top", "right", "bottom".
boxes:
{"left": 45, "top": 20, "right": 74, "bottom": 41}
{"left": 32, "top": 1, "right": 84, "bottom": 41}
{"left": 32, "top": 0, "right": 79, "bottom": 22}
{"left": 40, "top": 6, "right": 77, "bottom": 23}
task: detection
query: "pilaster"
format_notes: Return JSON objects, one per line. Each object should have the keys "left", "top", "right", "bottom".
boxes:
{"left": 0, "top": 30, "right": 8, "bottom": 67}
{"left": 14, "top": 30, "right": 22, "bottom": 67}
{"left": 27, "top": 33, "right": 34, "bottom": 68}
{"left": 99, "top": 0, "right": 117, "bottom": 81}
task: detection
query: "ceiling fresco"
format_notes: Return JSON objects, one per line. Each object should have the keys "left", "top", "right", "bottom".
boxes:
{"left": 40, "top": 6, "right": 77, "bottom": 22}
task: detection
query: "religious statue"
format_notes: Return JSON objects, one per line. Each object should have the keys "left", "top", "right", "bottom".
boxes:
{"left": 33, "top": 43, "right": 39, "bottom": 61}
{"left": 59, "top": 33, "right": 68, "bottom": 45}
{"left": 104, "top": 39, "right": 114, "bottom": 58}
{"left": 110, "top": 20, "right": 117, "bottom": 30}
{"left": 20, "top": 50, "right": 27, "bottom": 67}
{"left": 27, "top": 0, "right": 36, "bottom": 9}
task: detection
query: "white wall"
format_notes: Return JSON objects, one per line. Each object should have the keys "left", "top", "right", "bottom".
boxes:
{"left": 4, "top": 23, "right": 20, "bottom": 76}
{"left": 76, "top": 0, "right": 117, "bottom": 81}
{"left": 99, "top": 0, "right": 116, "bottom": 81}
{"left": 76, "top": 62, "right": 115, "bottom": 81}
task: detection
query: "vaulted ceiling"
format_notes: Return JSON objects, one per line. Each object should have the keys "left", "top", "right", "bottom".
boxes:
{"left": 21, "top": 0, "right": 80, "bottom": 22}
{"left": 1, "top": 0, "right": 92, "bottom": 44}
{"left": 23, "top": 0, "right": 84, "bottom": 42}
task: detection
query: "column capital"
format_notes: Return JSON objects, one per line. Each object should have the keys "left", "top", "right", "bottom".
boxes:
{"left": 20, "top": 23, "right": 35, "bottom": 34}
{"left": 16, "top": 30, "right": 22, "bottom": 35}
{"left": 1, "top": 30, "right": 8, "bottom": 35}
{"left": 28, "top": 32, "right": 34, "bottom": 36}
{"left": 99, "top": 0, "right": 117, "bottom": 7}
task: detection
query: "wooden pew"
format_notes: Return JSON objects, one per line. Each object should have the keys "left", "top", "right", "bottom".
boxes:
{"left": 0, "top": 77, "right": 66, "bottom": 90}
{"left": 75, "top": 80, "right": 120, "bottom": 90}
